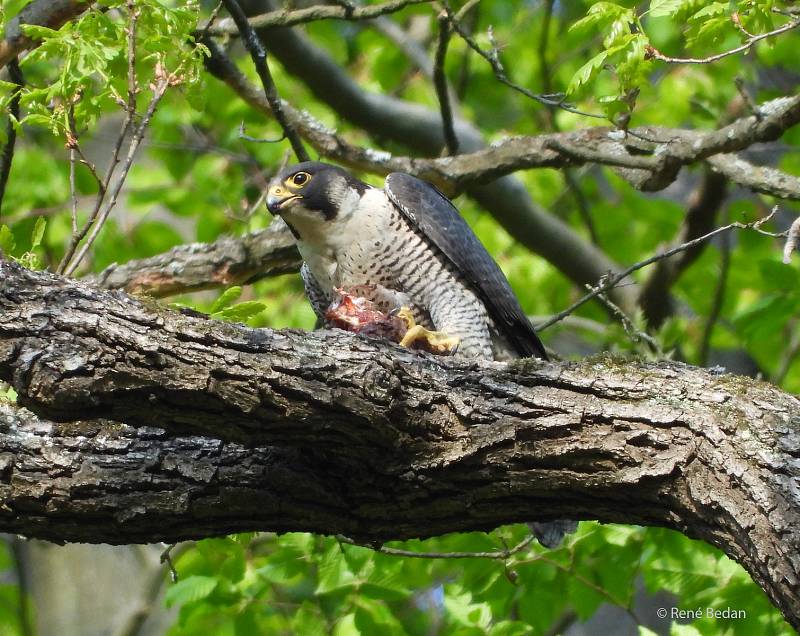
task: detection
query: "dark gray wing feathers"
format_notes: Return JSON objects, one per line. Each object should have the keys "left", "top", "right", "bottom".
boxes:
{"left": 385, "top": 173, "right": 547, "bottom": 360}
{"left": 300, "top": 262, "right": 329, "bottom": 324}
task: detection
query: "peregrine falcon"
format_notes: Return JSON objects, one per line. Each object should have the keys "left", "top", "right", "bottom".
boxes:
{"left": 266, "top": 161, "right": 547, "bottom": 361}
{"left": 267, "top": 162, "right": 573, "bottom": 547}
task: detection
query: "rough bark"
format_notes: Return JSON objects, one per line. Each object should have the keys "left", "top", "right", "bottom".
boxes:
{"left": 0, "top": 259, "right": 799, "bottom": 628}
{"left": 86, "top": 218, "right": 300, "bottom": 296}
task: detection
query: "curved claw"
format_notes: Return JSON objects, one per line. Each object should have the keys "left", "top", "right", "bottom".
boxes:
{"left": 395, "top": 307, "right": 460, "bottom": 355}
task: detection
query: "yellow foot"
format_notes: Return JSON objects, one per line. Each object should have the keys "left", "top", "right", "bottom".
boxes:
{"left": 396, "top": 307, "right": 460, "bottom": 354}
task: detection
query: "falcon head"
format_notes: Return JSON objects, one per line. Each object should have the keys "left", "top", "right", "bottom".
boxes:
{"left": 266, "top": 161, "right": 367, "bottom": 223}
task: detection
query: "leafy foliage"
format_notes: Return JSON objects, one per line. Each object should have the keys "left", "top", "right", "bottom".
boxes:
{"left": 0, "top": 0, "right": 798, "bottom": 634}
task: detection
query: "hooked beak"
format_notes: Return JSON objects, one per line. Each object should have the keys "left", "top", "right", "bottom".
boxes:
{"left": 266, "top": 184, "right": 301, "bottom": 214}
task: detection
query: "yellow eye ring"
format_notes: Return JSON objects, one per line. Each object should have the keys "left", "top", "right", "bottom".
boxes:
{"left": 292, "top": 172, "right": 310, "bottom": 186}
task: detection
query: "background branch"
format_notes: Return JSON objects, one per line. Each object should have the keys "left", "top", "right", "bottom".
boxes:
{"left": 207, "top": 0, "right": 433, "bottom": 33}
{"left": 638, "top": 169, "right": 728, "bottom": 329}
{"left": 86, "top": 218, "right": 299, "bottom": 296}
{"left": 708, "top": 154, "right": 800, "bottom": 201}
{"left": 221, "top": 0, "right": 309, "bottom": 162}
{"left": 433, "top": 13, "right": 458, "bottom": 155}
{"left": 0, "top": 58, "right": 23, "bottom": 221}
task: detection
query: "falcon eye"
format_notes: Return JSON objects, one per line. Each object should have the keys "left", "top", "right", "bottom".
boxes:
{"left": 292, "top": 172, "right": 310, "bottom": 186}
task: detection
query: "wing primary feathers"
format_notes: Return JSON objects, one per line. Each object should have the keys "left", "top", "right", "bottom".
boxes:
{"left": 385, "top": 173, "right": 547, "bottom": 360}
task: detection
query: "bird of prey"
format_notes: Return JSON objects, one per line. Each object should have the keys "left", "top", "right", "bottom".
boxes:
{"left": 267, "top": 162, "right": 573, "bottom": 547}
{"left": 266, "top": 161, "right": 548, "bottom": 362}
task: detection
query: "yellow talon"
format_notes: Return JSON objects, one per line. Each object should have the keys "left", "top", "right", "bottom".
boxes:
{"left": 396, "top": 307, "right": 460, "bottom": 353}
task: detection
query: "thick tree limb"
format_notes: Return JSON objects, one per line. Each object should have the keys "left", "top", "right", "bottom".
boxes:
{"left": 0, "top": 259, "right": 799, "bottom": 628}
{"left": 0, "top": 0, "right": 90, "bottom": 70}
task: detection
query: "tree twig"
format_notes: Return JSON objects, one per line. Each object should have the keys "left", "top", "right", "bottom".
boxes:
{"left": 340, "top": 533, "right": 536, "bottom": 559}
{"left": 454, "top": 0, "right": 480, "bottom": 99}
{"left": 645, "top": 16, "right": 800, "bottom": 65}
{"left": 220, "top": 0, "right": 309, "bottom": 162}
{"left": 207, "top": 0, "right": 433, "bottom": 33}
{"left": 238, "top": 121, "right": 286, "bottom": 144}
{"left": 538, "top": 208, "right": 783, "bottom": 332}
{"left": 159, "top": 543, "right": 180, "bottom": 583}
{"left": 63, "top": 68, "right": 175, "bottom": 276}
{"left": 58, "top": 1, "right": 141, "bottom": 275}
{"left": 592, "top": 286, "right": 662, "bottom": 355}
{"left": 433, "top": 13, "right": 458, "bottom": 155}
{"left": 198, "top": 0, "right": 224, "bottom": 42}
{"left": 442, "top": 1, "right": 603, "bottom": 119}
{"left": 0, "top": 58, "right": 23, "bottom": 221}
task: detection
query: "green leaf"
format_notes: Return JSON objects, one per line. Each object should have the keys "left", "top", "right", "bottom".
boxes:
{"left": 164, "top": 574, "right": 219, "bottom": 608}
{"left": 316, "top": 543, "right": 358, "bottom": 595}
{"left": 211, "top": 301, "right": 266, "bottom": 323}
{"left": 19, "top": 24, "right": 60, "bottom": 40}
{"left": 734, "top": 295, "right": 799, "bottom": 343}
{"left": 210, "top": 286, "right": 242, "bottom": 313}
{"left": 649, "top": 0, "right": 686, "bottom": 18}
{"left": 568, "top": 50, "right": 609, "bottom": 94}
{"left": 0, "top": 225, "right": 15, "bottom": 254}
{"left": 758, "top": 259, "right": 798, "bottom": 292}
{"left": 354, "top": 598, "right": 406, "bottom": 634}
{"left": 30, "top": 217, "right": 45, "bottom": 249}
{"left": 20, "top": 113, "right": 56, "bottom": 129}
{"left": 569, "top": 3, "right": 629, "bottom": 35}
{"left": 490, "top": 621, "right": 533, "bottom": 636}
{"left": 443, "top": 588, "right": 492, "bottom": 628}
{"left": 332, "top": 613, "right": 361, "bottom": 636}
{"left": 670, "top": 624, "right": 703, "bottom": 636}
{"left": 291, "top": 601, "right": 328, "bottom": 636}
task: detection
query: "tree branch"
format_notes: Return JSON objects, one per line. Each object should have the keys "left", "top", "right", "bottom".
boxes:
{"left": 0, "top": 58, "right": 23, "bottom": 221}
{"left": 433, "top": 13, "right": 458, "bottom": 155}
{"left": 206, "top": 0, "right": 433, "bottom": 33}
{"left": 0, "top": 259, "right": 799, "bottom": 629}
{"left": 201, "top": 42, "right": 800, "bottom": 197}
{"left": 221, "top": 0, "right": 309, "bottom": 162}
{"left": 638, "top": 169, "right": 728, "bottom": 329}
{"left": 708, "top": 153, "right": 800, "bottom": 201}
{"left": 645, "top": 14, "right": 800, "bottom": 65}
{"left": 85, "top": 218, "right": 299, "bottom": 296}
